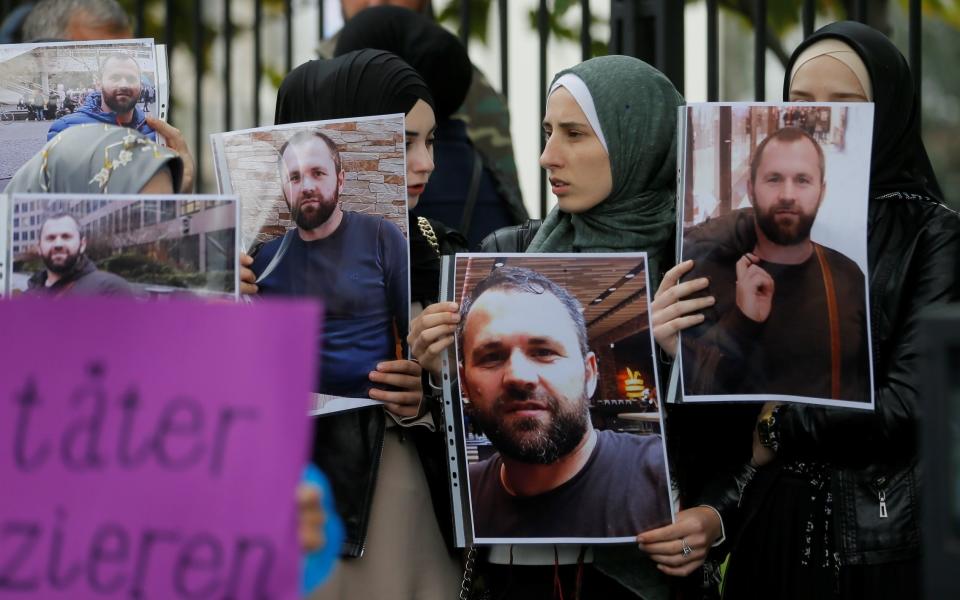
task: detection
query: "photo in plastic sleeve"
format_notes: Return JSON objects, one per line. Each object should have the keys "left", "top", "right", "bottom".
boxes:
{"left": 4, "top": 194, "right": 238, "bottom": 298}
{"left": 452, "top": 253, "right": 674, "bottom": 544}
{"left": 0, "top": 39, "right": 162, "bottom": 192}
{"left": 0, "top": 194, "right": 7, "bottom": 291}
{"left": 211, "top": 115, "right": 410, "bottom": 416}
{"left": 677, "top": 102, "right": 875, "bottom": 409}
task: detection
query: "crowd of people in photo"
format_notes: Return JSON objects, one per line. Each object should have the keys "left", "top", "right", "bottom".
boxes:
{"left": 12, "top": 81, "right": 154, "bottom": 121}
{"left": 15, "top": 89, "right": 76, "bottom": 120}
{"left": 1, "top": 0, "right": 958, "bottom": 599}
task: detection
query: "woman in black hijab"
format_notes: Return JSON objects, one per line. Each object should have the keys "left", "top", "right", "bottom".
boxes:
{"left": 278, "top": 48, "right": 466, "bottom": 308}
{"left": 652, "top": 21, "right": 959, "bottom": 599}
{"left": 275, "top": 49, "right": 463, "bottom": 599}
{"left": 335, "top": 5, "right": 521, "bottom": 248}
{"left": 786, "top": 21, "right": 943, "bottom": 201}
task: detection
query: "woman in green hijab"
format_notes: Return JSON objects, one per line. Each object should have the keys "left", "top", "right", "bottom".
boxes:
{"left": 410, "top": 56, "right": 688, "bottom": 599}
{"left": 531, "top": 55, "right": 681, "bottom": 282}
{"left": 413, "top": 55, "right": 683, "bottom": 374}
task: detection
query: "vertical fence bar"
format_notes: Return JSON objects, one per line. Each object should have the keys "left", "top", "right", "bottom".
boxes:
{"left": 224, "top": 0, "right": 232, "bottom": 131}
{"left": 318, "top": 0, "right": 325, "bottom": 40}
{"left": 611, "top": 0, "right": 684, "bottom": 93}
{"left": 254, "top": 0, "right": 262, "bottom": 126}
{"left": 194, "top": 0, "right": 203, "bottom": 191}
{"left": 660, "top": 0, "right": 686, "bottom": 94}
{"left": 909, "top": 0, "right": 921, "bottom": 121}
{"left": 707, "top": 0, "right": 719, "bottom": 101}
{"left": 459, "top": 0, "right": 470, "bottom": 49}
{"left": 580, "top": 0, "right": 592, "bottom": 61}
{"left": 753, "top": 0, "right": 766, "bottom": 101}
{"left": 498, "top": 0, "right": 508, "bottom": 98}
{"left": 609, "top": 0, "right": 624, "bottom": 56}
{"left": 802, "top": 0, "right": 815, "bottom": 38}
{"left": 285, "top": 0, "right": 293, "bottom": 73}
{"left": 165, "top": 0, "right": 175, "bottom": 123}
{"left": 136, "top": 0, "right": 145, "bottom": 38}
{"left": 855, "top": 0, "right": 867, "bottom": 23}
{"left": 538, "top": 0, "right": 549, "bottom": 218}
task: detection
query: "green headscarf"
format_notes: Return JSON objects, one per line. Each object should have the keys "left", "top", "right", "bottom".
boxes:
{"left": 6, "top": 124, "right": 183, "bottom": 194}
{"left": 527, "top": 55, "right": 683, "bottom": 282}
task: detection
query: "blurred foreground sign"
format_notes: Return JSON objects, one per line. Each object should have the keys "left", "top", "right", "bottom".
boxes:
{"left": 0, "top": 296, "right": 319, "bottom": 599}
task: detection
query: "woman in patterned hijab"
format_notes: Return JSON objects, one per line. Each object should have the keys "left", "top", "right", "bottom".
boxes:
{"left": 7, "top": 123, "right": 183, "bottom": 194}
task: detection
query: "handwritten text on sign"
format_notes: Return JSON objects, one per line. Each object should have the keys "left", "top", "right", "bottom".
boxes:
{"left": 0, "top": 297, "right": 319, "bottom": 599}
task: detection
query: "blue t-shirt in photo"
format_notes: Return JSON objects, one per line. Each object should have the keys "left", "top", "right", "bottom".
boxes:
{"left": 252, "top": 211, "right": 409, "bottom": 397}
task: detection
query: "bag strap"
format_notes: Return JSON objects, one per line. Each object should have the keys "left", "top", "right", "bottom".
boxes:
{"left": 254, "top": 229, "right": 295, "bottom": 284}
{"left": 416, "top": 216, "right": 440, "bottom": 255}
{"left": 459, "top": 149, "right": 484, "bottom": 238}
{"left": 814, "top": 244, "right": 841, "bottom": 399}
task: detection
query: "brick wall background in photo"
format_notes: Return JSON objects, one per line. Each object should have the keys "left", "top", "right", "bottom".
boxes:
{"left": 218, "top": 116, "right": 407, "bottom": 247}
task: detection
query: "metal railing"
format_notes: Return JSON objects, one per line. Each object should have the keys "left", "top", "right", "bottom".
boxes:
{"left": 0, "top": 0, "right": 927, "bottom": 215}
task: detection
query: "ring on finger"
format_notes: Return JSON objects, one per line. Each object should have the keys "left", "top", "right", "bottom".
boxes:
{"left": 680, "top": 538, "right": 693, "bottom": 557}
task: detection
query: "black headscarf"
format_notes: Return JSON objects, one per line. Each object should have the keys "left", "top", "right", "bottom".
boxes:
{"left": 784, "top": 21, "right": 942, "bottom": 201}
{"left": 334, "top": 6, "right": 472, "bottom": 121}
{"left": 275, "top": 49, "right": 444, "bottom": 304}
{"left": 275, "top": 48, "right": 434, "bottom": 125}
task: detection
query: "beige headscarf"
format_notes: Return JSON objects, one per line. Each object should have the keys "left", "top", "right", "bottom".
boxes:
{"left": 789, "top": 38, "right": 873, "bottom": 100}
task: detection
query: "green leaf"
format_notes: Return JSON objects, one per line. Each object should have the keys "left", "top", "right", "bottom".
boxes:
{"left": 902, "top": 0, "right": 960, "bottom": 29}
{"left": 435, "top": 0, "right": 493, "bottom": 44}
{"left": 526, "top": 5, "right": 589, "bottom": 43}
{"left": 554, "top": 0, "right": 578, "bottom": 16}
{"left": 591, "top": 39, "right": 609, "bottom": 58}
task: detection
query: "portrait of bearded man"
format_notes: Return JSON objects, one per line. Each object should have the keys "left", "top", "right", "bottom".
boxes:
{"left": 26, "top": 212, "right": 132, "bottom": 296}
{"left": 46, "top": 52, "right": 156, "bottom": 142}
{"left": 679, "top": 126, "right": 870, "bottom": 403}
{"left": 250, "top": 129, "right": 410, "bottom": 400}
{"left": 458, "top": 265, "right": 672, "bottom": 540}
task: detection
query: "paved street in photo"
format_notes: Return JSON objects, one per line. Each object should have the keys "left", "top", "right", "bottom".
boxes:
{"left": 0, "top": 120, "right": 53, "bottom": 190}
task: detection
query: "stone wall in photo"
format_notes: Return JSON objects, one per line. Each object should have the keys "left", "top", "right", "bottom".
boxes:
{"left": 218, "top": 116, "right": 407, "bottom": 247}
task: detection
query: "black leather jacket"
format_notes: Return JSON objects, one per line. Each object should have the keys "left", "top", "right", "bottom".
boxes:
{"left": 694, "top": 193, "right": 959, "bottom": 566}
{"left": 477, "top": 219, "right": 542, "bottom": 253}
{"left": 312, "top": 408, "right": 384, "bottom": 557}
{"left": 312, "top": 404, "right": 455, "bottom": 558}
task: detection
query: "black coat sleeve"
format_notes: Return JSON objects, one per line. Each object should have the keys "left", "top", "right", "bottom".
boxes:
{"left": 777, "top": 203, "right": 960, "bottom": 466}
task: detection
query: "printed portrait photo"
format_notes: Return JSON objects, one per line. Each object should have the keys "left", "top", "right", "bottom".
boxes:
{"left": 5, "top": 194, "right": 238, "bottom": 298}
{"left": 452, "top": 253, "right": 673, "bottom": 544}
{"left": 677, "top": 103, "right": 875, "bottom": 409}
{"left": 0, "top": 40, "right": 160, "bottom": 191}
{"left": 211, "top": 115, "right": 410, "bottom": 410}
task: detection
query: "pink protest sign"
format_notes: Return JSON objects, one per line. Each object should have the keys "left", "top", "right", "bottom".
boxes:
{"left": 0, "top": 296, "right": 320, "bottom": 599}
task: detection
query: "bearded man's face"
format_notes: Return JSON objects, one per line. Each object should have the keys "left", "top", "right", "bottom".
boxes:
{"left": 39, "top": 216, "right": 85, "bottom": 275}
{"left": 101, "top": 58, "right": 141, "bottom": 114}
{"left": 281, "top": 139, "right": 342, "bottom": 230}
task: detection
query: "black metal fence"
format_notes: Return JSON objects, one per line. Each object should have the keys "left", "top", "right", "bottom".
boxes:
{"left": 0, "top": 0, "right": 928, "bottom": 215}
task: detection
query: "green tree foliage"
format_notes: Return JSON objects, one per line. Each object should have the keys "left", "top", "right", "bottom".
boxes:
{"left": 116, "top": 0, "right": 217, "bottom": 71}
{"left": 700, "top": 0, "right": 957, "bottom": 67}
{"left": 435, "top": 0, "right": 492, "bottom": 42}
{"left": 435, "top": 1, "right": 955, "bottom": 66}
{"left": 905, "top": 0, "right": 960, "bottom": 29}
{"left": 435, "top": 0, "right": 608, "bottom": 57}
